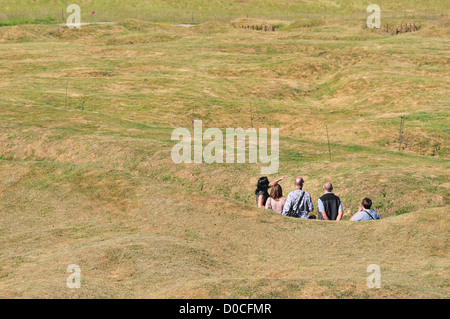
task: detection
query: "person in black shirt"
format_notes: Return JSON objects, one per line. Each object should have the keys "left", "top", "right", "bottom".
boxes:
{"left": 255, "top": 176, "right": 287, "bottom": 208}
{"left": 318, "top": 182, "right": 343, "bottom": 221}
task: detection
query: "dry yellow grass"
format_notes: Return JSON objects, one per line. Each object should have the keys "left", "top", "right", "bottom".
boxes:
{"left": 0, "top": 15, "right": 448, "bottom": 298}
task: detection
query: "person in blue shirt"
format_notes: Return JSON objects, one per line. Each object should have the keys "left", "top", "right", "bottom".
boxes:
{"left": 282, "top": 176, "right": 314, "bottom": 219}
{"left": 350, "top": 198, "right": 380, "bottom": 221}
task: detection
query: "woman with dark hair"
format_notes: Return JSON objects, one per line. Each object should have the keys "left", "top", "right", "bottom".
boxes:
{"left": 255, "top": 176, "right": 287, "bottom": 208}
{"left": 265, "top": 184, "right": 286, "bottom": 214}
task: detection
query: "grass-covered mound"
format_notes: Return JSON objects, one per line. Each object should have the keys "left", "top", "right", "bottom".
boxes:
{"left": 0, "top": 15, "right": 448, "bottom": 298}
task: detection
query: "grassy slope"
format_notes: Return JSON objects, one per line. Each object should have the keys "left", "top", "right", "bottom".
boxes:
{"left": 0, "top": 15, "right": 449, "bottom": 297}
{"left": 1, "top": 0, "right": 449, "bottom": 24}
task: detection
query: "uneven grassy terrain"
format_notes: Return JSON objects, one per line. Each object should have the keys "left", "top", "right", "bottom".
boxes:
{"left": 1, "top": 0, "right": 449, "bottom": 25}
{"left": 0, "top": 9, "right": 449, "bottom": 298}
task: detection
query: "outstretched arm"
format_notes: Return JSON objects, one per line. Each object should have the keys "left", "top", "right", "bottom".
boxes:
{"left": 269, "top": 176, "right": 288, "bottom": 188}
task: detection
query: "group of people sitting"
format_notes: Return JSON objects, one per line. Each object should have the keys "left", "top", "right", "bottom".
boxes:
{"left": 255, "top": 176, "right": 380, "bottom": 221}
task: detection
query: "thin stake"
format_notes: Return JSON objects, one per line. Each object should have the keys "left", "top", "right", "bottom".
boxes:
{"left": 398, "top": 116, "right": 404, "bottom": 151}
{"left": 326, "top": 125, "right": 331, "bottom": 161}
{"left": 250, "top": 101, "right": 253, "bottom": 128}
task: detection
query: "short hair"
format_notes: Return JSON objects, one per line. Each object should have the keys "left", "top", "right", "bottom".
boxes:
{"left": 295, "top": 177, "right": 304, "bottom": 186}
{"left": 362, "top": 198, "right": 372, "bottom": 209}
{"left": 323, "top": 182, "right": 333, "bottom": 192}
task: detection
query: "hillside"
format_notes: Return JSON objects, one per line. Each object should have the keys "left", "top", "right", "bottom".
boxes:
{"left": 1, "top": 0, "right": 449, "bottom": 24}
{"left": 0, "top": 12, "right": 448, "bottom": 298}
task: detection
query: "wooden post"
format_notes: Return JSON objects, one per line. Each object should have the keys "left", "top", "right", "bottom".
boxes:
{"left": 250, "top": 101, "right": 253, "bottom": 128}
{"left": 398, "top": 116, "right": 404, "bottom": 151}
{"left": 326, "top": 125, "right": 331, "bottom": 161}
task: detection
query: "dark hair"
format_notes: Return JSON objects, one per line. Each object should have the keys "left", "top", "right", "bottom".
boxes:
{"left": 362, "top": 198, "right": 372, "bottom": 209}
{"left": 255, "top": 176, "right": 269, "bottom": 195}
{"left": 270, "top": 184, "right": 283, "bottom": 201}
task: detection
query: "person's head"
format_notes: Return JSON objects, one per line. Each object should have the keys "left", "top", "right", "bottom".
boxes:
{"left": 270, "top": 184, "right": 283, "bottom": 201}
{"left": 323, "top": 182, "right": 333, "bottom": 193}
{"left": 295, "top": 176, "right": 304, "bottom": 189}
{"left": 255, "top": 176, "right": 269, "bottom": 194}
{"left": 361, "top": 197, "right": 372, "bottom": 209}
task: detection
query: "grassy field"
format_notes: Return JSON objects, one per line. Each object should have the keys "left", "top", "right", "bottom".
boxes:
{"left": 0, "top": 2, "right": 449, "bottom": 298}
{"left": 1, "top": 0, "right": 449, "bottom": 25}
